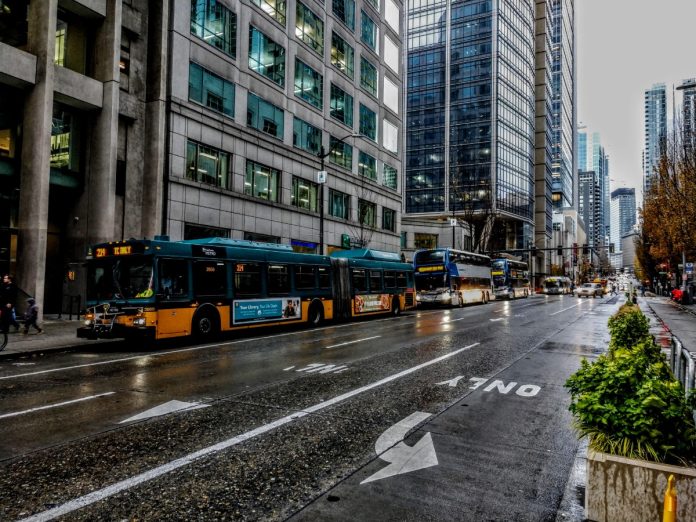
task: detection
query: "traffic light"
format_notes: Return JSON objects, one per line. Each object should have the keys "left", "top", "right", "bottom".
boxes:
{"left": 583, "top": 244, "right": 589, "bottom": 255}
{"left": 557, "top": 245, "right": 563, "bottom": 256}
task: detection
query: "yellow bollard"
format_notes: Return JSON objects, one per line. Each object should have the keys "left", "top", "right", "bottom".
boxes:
{"left": 663, "top": 474, "right": 677, "bottom": 522}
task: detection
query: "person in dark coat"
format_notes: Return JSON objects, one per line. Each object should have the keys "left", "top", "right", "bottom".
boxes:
{"left": 1, "top": 273, "right": 19, "bottom": 350}
{"left": 23, "top": 298, "right": 43, "bottom": 335}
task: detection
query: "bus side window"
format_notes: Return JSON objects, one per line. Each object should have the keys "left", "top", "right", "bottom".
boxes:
{"left": 194, "top": 261, "right": 226, "bottom": 297}
{"left": 158, "top": 259, "right": 189, "bottom": 297}
{"left": 396, "top": 271, "right": 408, "bottom": 288}
{"left": 384, "top": 271, "right": 396, "bottom": 288}
{"left": 318, "top": 267, "right": 330, "bottom": 289}
{"left": 296, "top": 265, "right": 316, "bottom": 290}
{"left": 369, "top": 270, "right": 382, "bottom": 292}
{"left": 235, "top": 263, "right": 261, "bottom": 296}
{"left": 268, "top": 265, "right": 290, "bottom": 294}
{"left": 352, "top": 269, "right": 367, "bottom": 293}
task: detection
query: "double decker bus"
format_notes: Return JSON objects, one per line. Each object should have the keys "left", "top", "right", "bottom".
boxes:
{"left": 413, "top": 248, "right": 492, "bottom": 307}
{"left": 78, "top": 237, "right": 415, "bottom": 342}
{"left": 491, "top": 257, "right": 531, "bottom": 299}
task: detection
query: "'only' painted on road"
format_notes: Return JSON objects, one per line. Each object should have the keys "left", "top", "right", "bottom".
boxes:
{"left": 436, "top": 376, "right": 541, "bottom": 397}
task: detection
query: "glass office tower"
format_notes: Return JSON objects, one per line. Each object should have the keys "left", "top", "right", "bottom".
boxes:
{"left": 643, "top": 83, "right": 667, "bottom": 196}
{"left": 403, "top": 0, "right": 536, "bottom": 253}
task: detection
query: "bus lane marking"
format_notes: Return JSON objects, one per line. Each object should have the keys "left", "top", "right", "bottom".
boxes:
{"left": 437, "top": 376, "right": 541, "bottom": 397}
{"left": 326, "top": 335, "right": 381, "bottom": 349}
{"left": 20, "top": 343, "right": 480, "bottom": 522}
{"left": 0, "top": 392, "right": 115, "bottom": 420}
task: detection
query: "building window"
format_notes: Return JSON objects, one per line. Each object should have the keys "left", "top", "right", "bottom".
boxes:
{"left": 383, "top": 76, "right": 398, "bottom": 114}
{"left": 414, "top": 233, "right": 437, "bottom": 249}
{"left": 330, "top": 84, "right": 353, "bottom": 127}
{"left": 119, "top": 31, "right": 131, "bottom": 92}
{"left": 400, "top": 231, "right": 407, "bottom": 249}
{"left": 382, "top": 208, "right": 396, "bottom": 232}
{"left": 250, "top": 0, "right": 286, "bottom": 25}
{"left": 385, "top": 0, "right": 399, "bottom": 34}
{"left": 383, "top": 35, "right": 399, "bottom": 74}
{"left": 189, "top": 62, "right": 235, "bottom": 118}
{"left": 358, "top": 151, "right": 376, "bottom": 180}
{"left": 330, "top": 189, "right": 350, "bottom": 219}
{"left": 383, "top": 164, "right": 397, "bottom": 189}
{"left": 365, "top": 0, "right": 379, "bottom": 11}
{"left": 383, "top": 119, "right": 398, "bottom": 153}
{"left": 54, "top": 20, "right": 66, "bottom": 66}
{"left": 359, "top": 104, "right": 376, "bottom": 141}
{"left": 292, "top": 176, "right": 318, "bottom": 211}
{"left": 331, "top": 32, "right": 354, "bottom": 78}
{"left": 293, "top": 117, "right": 322, "bottom": 155}
{"left": 247, "top": 92, "right": 284, "bottom": 139}
{"left": 358, "top": 199, "right": 376, "bottom": 227}
{"left": 360, "top": 56, "right": 377, "bottom": 96}
{"left": 360, "top": 10, "right": 377, "bottom": 51}
{"left": 296, "top": 2, "right": 323, "bottom": 55}
{"left": 332, "top": 0, "right": 355, "bottom": 31}
{"left": 184, "top": 223, "right": 230, "bottom": 240}
{"left": 329, "top": 135, "right": 352, "bottom": 170}
{"left": 248, "top": 26, "right": 285, "bottom": 87}
{"left": 190, "top": 0, "right": 237, "bottom": 58}
{"left": 186, "top": 140, "right": 230, "bottom": 188}
{"left": 245, "top": 160, "right": 280, "bottom": 202}
{"left": 294, "top": 59, "right": 323, "bottom": 109}
{"left": 50, "top": 106, "right": 81, "bottom": 173}
{"left": 54, "top": 12, "right": 90, "bottom": 75}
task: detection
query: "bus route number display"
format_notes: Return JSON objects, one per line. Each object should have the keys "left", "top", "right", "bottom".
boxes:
{"left": 417, "top": 265, "right": 445, "bottom": 273}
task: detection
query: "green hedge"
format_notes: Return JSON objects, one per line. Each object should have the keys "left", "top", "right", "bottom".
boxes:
{"left": 565, "top": 306, "right": 696, "bottom": 464}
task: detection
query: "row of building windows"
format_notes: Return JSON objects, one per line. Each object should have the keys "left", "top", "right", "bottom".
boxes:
{"left": 185, "top": 142, "right": 397, "bottom": 230}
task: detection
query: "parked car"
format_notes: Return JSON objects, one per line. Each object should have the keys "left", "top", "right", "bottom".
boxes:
{"left": 575, "top": 282, "right": 604, "bottom": 298}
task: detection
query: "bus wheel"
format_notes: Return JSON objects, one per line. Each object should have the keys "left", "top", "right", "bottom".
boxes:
{"left": 192, "top": 309, "right": 219, "bottom": 340}
{"left": 308, "top": 302, "right": 324, "bottom": 326}
{"left": 392, "top": 297, "right": 402, "bottom": 316}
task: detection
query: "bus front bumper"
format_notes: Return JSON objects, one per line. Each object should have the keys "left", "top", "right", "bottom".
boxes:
{"left": 77, "top": 324, "right": 156, "bottom": 341}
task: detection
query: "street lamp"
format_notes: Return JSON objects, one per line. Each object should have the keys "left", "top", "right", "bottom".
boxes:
{"left": 317, "top": 132, "right": 361, "bottom": 255}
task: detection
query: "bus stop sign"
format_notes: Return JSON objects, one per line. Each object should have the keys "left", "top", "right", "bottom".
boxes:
{"left": 686, "top": 262, "right": 694, "bottom": 274}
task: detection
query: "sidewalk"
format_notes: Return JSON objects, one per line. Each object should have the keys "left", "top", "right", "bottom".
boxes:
{"left": 639, "top": 293, "right": 696, "bottom": 359}
{"left": 0, "top": 316, "right": 118, "bottom": 360}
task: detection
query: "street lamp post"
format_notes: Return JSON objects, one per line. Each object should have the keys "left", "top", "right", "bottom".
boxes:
{"left": 316, "top": 133, "right": 360, "bottom": 255}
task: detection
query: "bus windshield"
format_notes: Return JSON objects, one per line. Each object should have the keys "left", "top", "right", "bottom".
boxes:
{"left": 416, "top": 273, "right": 447, "bottom": 291}
{"left": 414, "top": 249, "right": 446, "bottom": 265}
{"left": 87, "top": 257, "right": 154, "bottom": 300}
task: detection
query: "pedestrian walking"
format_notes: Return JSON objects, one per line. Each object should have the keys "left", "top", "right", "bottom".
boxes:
{"left": 1, "top": 273, "right": 19, "bottom": 351}
{"left": 22, "top": 298, "right": 43, "bottom": 335}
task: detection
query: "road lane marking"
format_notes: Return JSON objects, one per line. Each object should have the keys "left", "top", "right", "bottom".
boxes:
{"left": 489, "top": 318, "right": 504, "bottom": 322}
{"left": 19, "top": 342, "right": 480, "bottom": 522}
{"left": 549, "top": 303, "right": 584, "bottom": 316}
{"left": 0, "top": 392, "right": 115, "bottom": 420}
{"left": 440, "top": 317, "right": 466, "bottom": 324}
{"left": 325, "top": 335, "right": 381, "bottom": 349}
{"left": 119, "top": 400, "right": 209, "bottom": 424}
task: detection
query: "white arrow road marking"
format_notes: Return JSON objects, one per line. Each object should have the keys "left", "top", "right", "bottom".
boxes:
{"left": 0, "top": 392, "right": 115, "bottom": 420}
{"left": 436, "top": 376, "right": 466, "bottom": 387}
{"left": 21, "top": 342, "right": 480, "bottom": 522}
{"left": 325, "top": 335, "right": 381, "bottom": 349}
{"left": 361, "top": 411, "right": 438, "bottom": 484}
{"left": 119, "top": 400, "right": 209, "bottom": 424}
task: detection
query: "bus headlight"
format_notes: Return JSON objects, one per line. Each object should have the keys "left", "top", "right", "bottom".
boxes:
{"left": 84, "top": 319, "right": 93, "bottom": 326}
{"left": 133, "top": 317, "right": 147, "bottom": 327}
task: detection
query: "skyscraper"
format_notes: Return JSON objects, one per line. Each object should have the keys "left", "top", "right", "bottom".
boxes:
{"left": 577, "top": 128, "right": 609, "bottom": 244}
{"left": 677, "top": 78, "right": 696, "bottom": 155}
{"left": 578, "top": 170, "right": 601, "bottom": 248}
{"left": 643, "top": 83, "right": 667, "bottom": 195}
{"left": 609, "top": 188, "right": 636, "bottom": 253}
{"left": 403, "top": 0, "right": 537, "bottom": 254}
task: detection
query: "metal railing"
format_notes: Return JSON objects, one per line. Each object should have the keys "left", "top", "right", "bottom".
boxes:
{"left": 670, "top": 336, "right": 696, "bottom": 397}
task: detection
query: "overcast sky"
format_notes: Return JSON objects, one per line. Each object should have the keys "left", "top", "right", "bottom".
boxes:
{"left": 576, "top": 0, "right": 696, "bottom": 206}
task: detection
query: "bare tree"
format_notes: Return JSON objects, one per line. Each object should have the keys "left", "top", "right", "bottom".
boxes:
{"left": 347, "top": 171, "right": 377, "bottom": 249}
{"left": 450, "top": 169, "right": 497, "bottom": 253}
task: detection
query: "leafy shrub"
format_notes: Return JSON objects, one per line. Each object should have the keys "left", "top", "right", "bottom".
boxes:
{"left": 607, "top": 303, "right": 650, "bottom": 354}
{"left": 566, "top": 314, "right": 696, "bottom": 464}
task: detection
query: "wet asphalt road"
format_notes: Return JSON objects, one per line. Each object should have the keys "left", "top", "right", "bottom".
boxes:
{"left": 0, "top": 294, "right": 619, "bottom": 521}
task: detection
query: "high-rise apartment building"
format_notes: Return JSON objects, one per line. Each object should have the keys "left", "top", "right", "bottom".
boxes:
{"left": 609, "top": 187, "right": 636, "bottom": 253}
{"left": 677, "top": 78, "right": 696, "bottom": 155}
{"left": 578, "top": 170, "right": 601, "bottom": 248}
{"left": 577, "top": 128, "right": 608, "bottom": 244}
{"left": 403, "top": 0, "right": 538, "bottom": 255}
{"left": 643, "top": 83, "right": 667, "bottom": 195}
{"left": 0, "top": 0, "right": 404, "bottom": 311}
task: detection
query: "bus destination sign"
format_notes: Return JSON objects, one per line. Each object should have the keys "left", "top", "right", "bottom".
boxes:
{"left": 417, "top": 265, "right": 445, "bottom": 273}
{"left": 94, "top": 243, "right": 145, "bottom": 258}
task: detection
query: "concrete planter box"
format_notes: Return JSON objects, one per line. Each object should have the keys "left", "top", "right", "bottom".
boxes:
{"left": 586, "top": 450, "right": 696, "bottom": 521}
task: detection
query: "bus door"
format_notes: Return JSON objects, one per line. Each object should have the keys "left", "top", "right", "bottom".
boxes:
{"left": 193, "top": 260, "right": 228, "bottom": 326}
{"left": 156, "top": 259, "right": 191, "bottom": 336}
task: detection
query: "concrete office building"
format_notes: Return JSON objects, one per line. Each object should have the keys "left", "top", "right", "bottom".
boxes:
{"left": 0, "top": 0, "right": 405, "bottom": 311}
{"left": 643, "top": 83, "right": 666, "bottom": 196}
{"left": 402, "top": 0, "right": 540, "bottom": 258}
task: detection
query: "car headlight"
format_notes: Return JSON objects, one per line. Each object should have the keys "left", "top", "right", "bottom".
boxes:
{"left": 133, "top": 317, "right": 147, "bottom": 327}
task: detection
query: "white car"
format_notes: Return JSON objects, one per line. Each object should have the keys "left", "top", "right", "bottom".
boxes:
{"left": 575, "top": 283, "right": 604, "bottom": 298}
